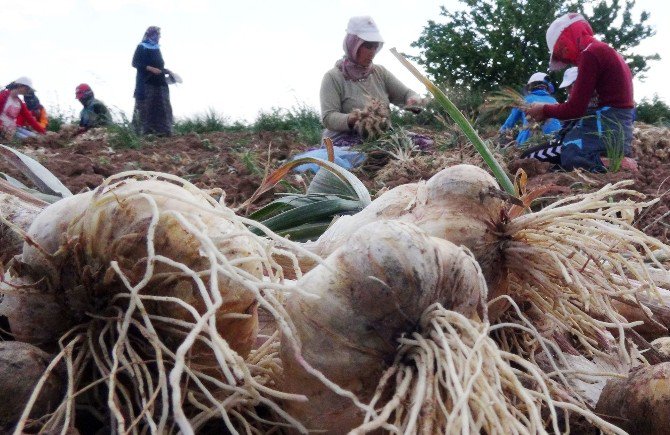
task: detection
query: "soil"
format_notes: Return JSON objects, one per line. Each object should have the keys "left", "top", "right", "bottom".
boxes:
{"left": 1, "top": 123, "right": 668, "bottom": 244}
{"left": 1, "top": 129, "right": 311, "bottom": 210}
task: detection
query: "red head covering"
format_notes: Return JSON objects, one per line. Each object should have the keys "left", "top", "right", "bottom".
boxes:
{"left": 552, "top": 20, "right": 594, "bottom": 66}
{"left": 75, "top": 83, "right": 93, "bottom": 100}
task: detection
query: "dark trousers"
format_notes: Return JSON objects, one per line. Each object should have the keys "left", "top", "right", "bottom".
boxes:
{"left": 521, "top": 107, "right": 634, "bottom": 172}
{"left": 133, "top": 84, "right": 173, "bottom": 136}
{"left": 560, "top": 107, "right": 634, "bottom": 172}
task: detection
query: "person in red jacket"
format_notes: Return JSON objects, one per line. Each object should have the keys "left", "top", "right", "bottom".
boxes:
{"left": 525, "top": 13, "right": 636, "bottom": 172}
{"left": 0, "top": 77, "right": 46, "bottom": 140}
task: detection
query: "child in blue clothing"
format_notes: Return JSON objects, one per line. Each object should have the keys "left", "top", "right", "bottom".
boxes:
{"left": 499, "top": 72, "right": 561, "bottom": 145}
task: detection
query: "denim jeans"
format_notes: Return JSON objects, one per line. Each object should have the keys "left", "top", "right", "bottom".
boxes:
{"left": 560, "top": 107, "right": 634, "bottom": 172}
{"left": 14, "top": 127, "right": 39, "bottom": 140}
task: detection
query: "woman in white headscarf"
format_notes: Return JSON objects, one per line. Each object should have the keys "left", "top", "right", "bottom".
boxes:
{"left": 319, "top": 16, "right": 426, "bottom": 147}
{"left": 132, "top": 26, "right": 174, "bottom": 136}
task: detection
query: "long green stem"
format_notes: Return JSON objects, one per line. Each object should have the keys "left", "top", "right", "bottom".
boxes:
{"left": 390, "top": 48, "right": 516, "bottom": 195}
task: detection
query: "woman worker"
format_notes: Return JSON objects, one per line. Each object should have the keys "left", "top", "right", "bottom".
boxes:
{"left": 320, "top": 16, "right": 426, "bottom": 147}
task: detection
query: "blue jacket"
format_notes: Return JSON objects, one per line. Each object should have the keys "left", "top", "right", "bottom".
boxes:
{"left": 500, "top": 90, "right": 561, "bottom": 144}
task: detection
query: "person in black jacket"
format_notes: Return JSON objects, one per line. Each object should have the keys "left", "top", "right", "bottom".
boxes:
{"left": 75, "top": 83, "right": 111, "bottom": 132}
{"left": 132, "top": 26, "right": 173, "bottom": 136}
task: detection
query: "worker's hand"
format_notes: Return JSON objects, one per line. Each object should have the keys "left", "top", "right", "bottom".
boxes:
{"left": 406, "top": 96, "right": 422, "bottom": 107}
{"left": 347, "top": 111, "right": 360, "bottom": 129}
{"left": 146, "top": 66, "right": 162, "bottom": 75}
{"left": 525, "top": 103, "right": 547, "bottom": 122}
{"left": 405, "top": 96, "right": 427, "bottom": 114}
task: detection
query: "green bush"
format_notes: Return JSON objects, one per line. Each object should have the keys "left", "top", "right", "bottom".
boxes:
{"left": 636, "top": 95, "right": 670, "bottom": 126}
{"left": 390, "top": 97, "right": 448, "bottom": 128}
{"left": 443, "top": 84, "right": 485, "bottom": 120}
{"left": 174, "top": 109, "right": 247, "bottom": 134}
{"left": 253, "top": 108, "right": 292, "bottom": 131}
{"left": 253, "top": 104, "right": 322, "bottom": 144}
{"left": 46, "top": 106, "right": 76, "bottom": 132}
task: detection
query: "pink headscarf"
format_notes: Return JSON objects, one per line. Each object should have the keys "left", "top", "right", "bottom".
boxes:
{"left": 336, "top": 34, "right": 382, "bottom": 81}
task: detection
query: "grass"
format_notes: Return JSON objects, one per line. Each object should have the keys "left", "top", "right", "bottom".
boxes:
{"left": 172, "top": 105, "right": 322, "bottom": 144}
{"left": 46, "top": 106, "right": 77, "bottom": 132}
{"left": 253, "top": 104, "right": 322, "bottom": 144}
{"left": 478, "top": 87, "right": 526, "bottom": 123}
{"left": 174, "top": 108, "right": 247, "bottom": 134}
{"left": 601, "top": 121, "right": 626, "bottom": 173}
{"left": 358, "top": 127, "right": 421, "bottom": 161}
{"left": 107, "top": 113, "right": 142, "bottom": 149}
{"left": 39, "top": 100, "right": 451, "bottom": 155}
{"left": 236, "top": 150, "right": 263, "bottom": 175}
{"left": 47, "top": 113, "right": 68, "bottom": 132}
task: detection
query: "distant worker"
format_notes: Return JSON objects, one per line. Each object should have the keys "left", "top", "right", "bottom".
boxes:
{"left": 17, "top": 91, "right": 49, "bottom": 135}
{"left": 320, "top": 16, "right": 429, "bottom": 147}
{"left": 523, "top": 67, "right": 581, "bottom": 161}
{"left": 75, "top": 83, "right": 111, "bottom": 132}
{"left": 0, "top": 77, "right": 46, "bottom": 140}
{"left": 132, "top": 26, "right": 174, "bottom": 136}
{"left": 525, "top": 13, "right": 636, "bottom": 172}
{"left": 499, "top": 72, "right": 561, "bottom": 146}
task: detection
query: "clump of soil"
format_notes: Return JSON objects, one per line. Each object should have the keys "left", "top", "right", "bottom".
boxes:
{"left": 507, "top": 158, "right": 555, "bottom": 178}
{"left": 634, "top": 124, "right": 670, "bottom": 162}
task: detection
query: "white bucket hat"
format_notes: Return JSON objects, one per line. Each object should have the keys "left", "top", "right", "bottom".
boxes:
{"left": 546, "top": 13, "right": 587, "bottom": 71}
{"left": 559, "top": 67, "right": 578, "bottom": 88}
{"left": 13, "top": 76, "right": 34, "bottom": 90}
{"left": 527, "top": 72, "right": 549, "bottom": 85}
{"left": 346, "top": 16, "right": 384, "bottom": 42}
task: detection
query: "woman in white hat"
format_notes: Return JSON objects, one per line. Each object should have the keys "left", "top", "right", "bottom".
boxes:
{"left": 0, "top": 77, "right": 46, "bottom": 140}
{"left": 519, "top": 67, "right": 585, "bottom": 165}
{"left": 319, "top": 16, "right": 427, "bottom": 147}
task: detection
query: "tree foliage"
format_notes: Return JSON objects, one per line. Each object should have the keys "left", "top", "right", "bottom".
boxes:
{"left": 636, "top": 95, "right": 670, "bottom": 126}
{"left": 412, "top": 0, "right": 658, "bottom": 91}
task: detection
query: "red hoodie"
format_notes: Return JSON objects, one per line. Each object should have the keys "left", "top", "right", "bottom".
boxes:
{"left": 0, "top": 89, "right": 46, "bottom": 134}
{"left": 543, "top": 38, "right": 634, "bottom": 120}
